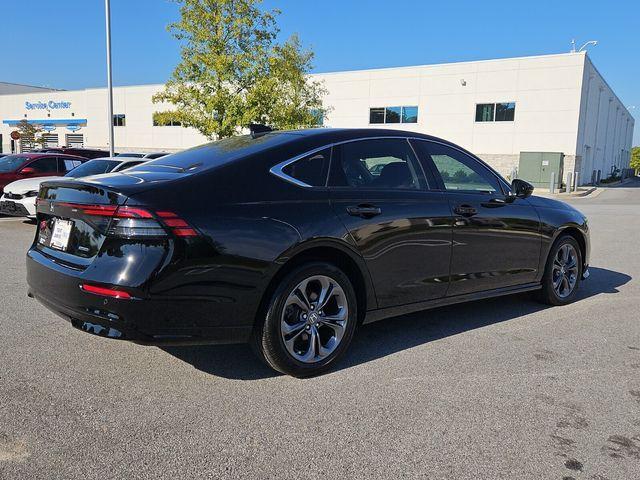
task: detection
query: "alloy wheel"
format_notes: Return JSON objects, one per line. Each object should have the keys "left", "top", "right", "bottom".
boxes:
{"left": 552, "top": 243, "right": 579, "bottom": 298}
{"left": 280, "top": 275, "right": 349, "bottom": 363}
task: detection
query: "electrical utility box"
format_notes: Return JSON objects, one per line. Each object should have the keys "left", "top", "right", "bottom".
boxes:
{"left": 518, "top": 152, "right": 565, "bottom": 188}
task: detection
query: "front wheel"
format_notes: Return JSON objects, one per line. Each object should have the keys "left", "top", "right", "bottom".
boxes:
{"left": 253, "top": 262, "right": 358, "bottom": 377}
{"left": 537, "top": 235, "right": 582, "bottom": 306}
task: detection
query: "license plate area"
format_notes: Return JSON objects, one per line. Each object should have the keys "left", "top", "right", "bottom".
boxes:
{"left": 50, "top": 219, "right": 74, "bottom": 251}
{"left": 0, "top": 200, "right": 17, "bottom": 213}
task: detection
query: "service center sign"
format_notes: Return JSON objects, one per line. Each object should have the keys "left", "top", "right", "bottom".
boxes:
{"left": 25, "top": 100, "right": 72, "bottom": 110}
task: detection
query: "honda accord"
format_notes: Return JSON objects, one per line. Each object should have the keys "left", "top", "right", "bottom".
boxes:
{"left": 26, "top": 128, "right": 590, "bottom": 377}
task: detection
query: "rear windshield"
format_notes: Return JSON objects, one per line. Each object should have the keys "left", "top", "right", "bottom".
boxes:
{"left": 127, "top": 132, "right": 295, "bottom": 173}
{"left": 0, "top": 155, "right": 28, "bottom": 172}
{"left": 115, "top": 160, "right": 145, "bottom": 171}
{"left": 65, "top": 159, "right": 119, "bottom": 178}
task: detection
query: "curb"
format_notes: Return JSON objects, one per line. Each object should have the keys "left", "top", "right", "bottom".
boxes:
{"left": 572, "top": 177, "right": 637, "bottom": 198}
{"left": 542, "top": 177, "right": 637, "bottom": 199}
{"left": 536, "top": 186, "right": 597, "bottom": 199}
{"left": 570, "top": 186, "right": 599, "bottom": 198}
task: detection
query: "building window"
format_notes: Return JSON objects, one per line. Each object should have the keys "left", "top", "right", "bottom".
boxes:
{"left": 402, "top": 106, "right": 419, "bottom": 123}
{"left": 369, "top": 106, "right": 418, "bottom": 124}
{"left": 475, "top": 104, "right": 495, "bottom": 122}
{"left": 152, "top": 112, "right": 181, "bottom": 127}
{"left": 113, "top": 114, "right": 126, "bottom": 127}
{"left": 385, "top": 107, "right": 401, "bottom": 123}
{"left": 475, "top": 102, "right": 515, "bottom": 122}
{"left": 495, "top": 102, "right": 515, "bottom": 121}
{"left": 369, "top": 108, "right": 385, "bottom": 124}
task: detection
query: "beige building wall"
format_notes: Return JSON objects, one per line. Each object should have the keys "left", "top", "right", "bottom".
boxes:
{"left": 575, "top": 56, "right": 635, "bottom": 184}
{"left": 312, "top": 52, "right": 589, "bottom": 179}
{"left": 1, "top": 52, "right": 633, "bottom": 185}
{"left": 0, "top": 85, "right": 208, "bottom": 154}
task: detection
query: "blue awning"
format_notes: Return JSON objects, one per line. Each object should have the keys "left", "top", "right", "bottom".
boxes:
{"left": 2, "top": 118, "right": 87, "bottom": 126}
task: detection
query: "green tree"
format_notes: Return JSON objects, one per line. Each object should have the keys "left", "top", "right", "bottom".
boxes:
{"left": 16, "top": 120, "right": 45, "bottom": 151}
{"left": 153, "top": 0, "right": 327, "bottom": 139}
{"left": 631, "top": 146, "right": 640, "bottom": 174}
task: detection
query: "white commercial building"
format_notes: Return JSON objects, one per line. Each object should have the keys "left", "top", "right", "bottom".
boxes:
{"left": 0, "top": 51, "right": 634, "bottom": 185}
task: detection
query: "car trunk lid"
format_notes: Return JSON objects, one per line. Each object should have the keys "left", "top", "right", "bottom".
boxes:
{"left": 34, "top": 181, "right": 129, "bottom": 265}
{"left": 34, "top": 175, "right": 198, "bottom": 268}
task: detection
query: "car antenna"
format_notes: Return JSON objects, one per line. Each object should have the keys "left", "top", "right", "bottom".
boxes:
{"left": 248, "top": 123, "right": 273, "bottom": 138}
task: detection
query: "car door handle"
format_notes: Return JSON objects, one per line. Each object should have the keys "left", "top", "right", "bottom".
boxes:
{"left": 346, "top": 204, "right": 382, "bottom": 218}
{"left": 481, "top": 198, "right": 508, "bottom": 208}
{"left": 453, "top": 204, "right": 478, "bottom": 217}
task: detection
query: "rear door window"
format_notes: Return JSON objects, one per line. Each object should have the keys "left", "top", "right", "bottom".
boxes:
{"left": 329, "top": 138, "right": 426, "bottom": 190}
{"left": 58, "top": 157, "right": 83, "bottom": 173}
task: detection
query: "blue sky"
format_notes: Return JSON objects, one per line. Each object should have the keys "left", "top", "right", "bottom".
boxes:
{"left": 3, "top": 0, "right": 638, "bottom": 142}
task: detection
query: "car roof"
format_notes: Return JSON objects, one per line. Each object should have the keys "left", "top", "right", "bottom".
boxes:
{"left": 269, "top": 127, "right": 450, "bottom": 143}
{"left": 84, "top": 157, "right": 146, "bottom": 163}
{"left": 269, "top": 128, "right": 489, "bottom": 162}
{"left": 5, "top": 152, "right": 84, "bottom": 159}
{"left": 61, "top": 147, "right": 109, "bottom": 151}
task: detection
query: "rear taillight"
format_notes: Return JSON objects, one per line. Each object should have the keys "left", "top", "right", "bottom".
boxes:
{"left": 81, "top": 283, "right": 132, "bottom": 299}
{"left": 156, "top": 211, "right": 198, "bottom": 237}
{"left": 108, "top": 206, "right": 167, "bottom": 238}
{"left": 42, "top": 202, "right": 198, "bottom": 239}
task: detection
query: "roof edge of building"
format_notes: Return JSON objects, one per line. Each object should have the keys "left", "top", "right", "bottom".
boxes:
{"left": 311, "top": 51, "right": 587, "bottom": 77}
{"left": 0, "top": 81, "right": 64, "bottom": 91}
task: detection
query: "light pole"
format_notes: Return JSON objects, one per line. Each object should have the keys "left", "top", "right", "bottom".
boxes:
{"left": 105, "top": 0, "right": 115, "bottom": 157}
{"left": 578, "top": 40, "right": 598, "bottom": 52}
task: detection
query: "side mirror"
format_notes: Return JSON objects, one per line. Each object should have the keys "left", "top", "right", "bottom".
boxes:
{"left": 511, "top": 179, "right": 534, "bottom": 199}
{"left": 19, "top": 167, "right": 36, "bottom": 175}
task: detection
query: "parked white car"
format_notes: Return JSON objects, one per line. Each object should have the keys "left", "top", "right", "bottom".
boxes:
{"left": 0, "top": 157, "right": 147, "bottom": 219}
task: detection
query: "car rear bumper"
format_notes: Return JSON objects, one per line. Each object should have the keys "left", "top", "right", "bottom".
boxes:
{"left": 26, "top": 249, "right": 253, "bottom": 345}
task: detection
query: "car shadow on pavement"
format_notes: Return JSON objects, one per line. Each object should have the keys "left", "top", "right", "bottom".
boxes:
{"left": 161, "top": 266, "right": 630, "bottom": 380}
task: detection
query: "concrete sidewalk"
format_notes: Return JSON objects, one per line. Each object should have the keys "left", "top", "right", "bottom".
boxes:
{"left": 534, "top": 176, "right": 637, "bottom": 199}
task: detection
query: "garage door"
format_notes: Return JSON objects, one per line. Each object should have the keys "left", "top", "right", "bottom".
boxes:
{"left": 66, "top": 134, "right": 84, "bottom": 148}
{"left": 43, "top": 134, "right": 59, "bottom": 148}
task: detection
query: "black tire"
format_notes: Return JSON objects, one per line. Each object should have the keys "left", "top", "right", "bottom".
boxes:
{"left": 252, "top": 262, "right": 358, "bottom": 377}
{"left": 536, "top": 235, "right": 582, "bottom": 306}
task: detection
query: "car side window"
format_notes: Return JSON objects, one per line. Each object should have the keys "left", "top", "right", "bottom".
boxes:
{"left": 28, "top": 157, "right": 58, "bottom": 173}
{"left": 58, "top": 158, "right": 82, "bottom": 173}
{"left": 329, "top": 138, "right": 425, "bottom": 190}
{"left": 281, "top": 148, "right": 330, "bottom": 187}
{"left": 414, "top": 141, "right": 501, "bottom": 194}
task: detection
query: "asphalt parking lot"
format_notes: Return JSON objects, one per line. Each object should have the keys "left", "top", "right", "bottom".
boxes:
{"left": 1, "top": 180, "right": 639, "bottom": 480}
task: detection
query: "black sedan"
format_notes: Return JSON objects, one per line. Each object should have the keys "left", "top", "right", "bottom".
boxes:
{"left": 26, "top": 128, "right": 589, "bottom": 377}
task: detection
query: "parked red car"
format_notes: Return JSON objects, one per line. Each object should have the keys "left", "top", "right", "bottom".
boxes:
{"left": 0, "top": 153, "right": 86, "bottom": 194}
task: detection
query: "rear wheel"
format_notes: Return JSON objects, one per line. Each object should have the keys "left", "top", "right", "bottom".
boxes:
{"left": 253, "top": 262, "right": 358, "bottom": 377}
{"left": 537, "top": 235, "right": 582, "bottom": 305}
